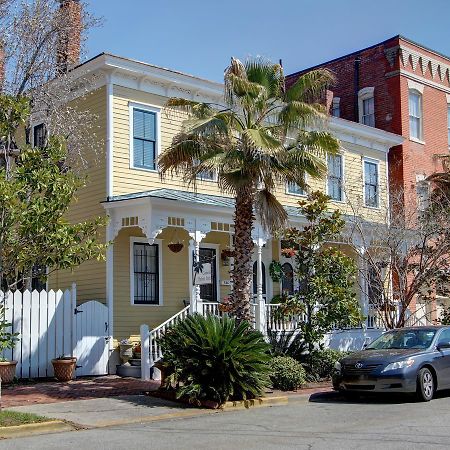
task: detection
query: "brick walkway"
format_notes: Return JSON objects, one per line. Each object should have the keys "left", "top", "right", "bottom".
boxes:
{"left": 3, "top": 376, "right": 161, "bottom": 408}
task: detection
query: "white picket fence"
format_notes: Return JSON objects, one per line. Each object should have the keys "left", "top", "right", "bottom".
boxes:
{"left": 1, "top": 285, "right": 109, "bottom": 379}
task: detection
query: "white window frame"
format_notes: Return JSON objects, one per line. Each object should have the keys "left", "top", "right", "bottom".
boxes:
{"left": 326, "top": 153, "right": 345, "bottom": 202}
{"left": 129, "top": 102, "right": 161, "bottom": 172}
{"left": 362, "top": 157, "right": 380, "bottom": 209}
{"left": 286, "top": 178, "right": 307, "bottom": 197}
{"left": 407, "top": 80, "right": 424, "bottom": 144}
{"left": 199, "top": 243, "right": 221, "bottom": 303}
{"left": 194, "top": 159, "right": 218, "bottom": 182}
{"left": 331, "top": 97, "right": 340, "bottom": 117}
{"left": 358, "top": 87, "right": 375, "bottom": 127}
{"left": 130, "top": 237, "right": 163, "bottom": 306}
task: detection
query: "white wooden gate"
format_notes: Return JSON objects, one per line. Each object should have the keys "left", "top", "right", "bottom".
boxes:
{"left": 74, "top": 300, "right": 109, "bottom": 376}
{"left": 2, "top": 286, "right": 109, "bottom": 379}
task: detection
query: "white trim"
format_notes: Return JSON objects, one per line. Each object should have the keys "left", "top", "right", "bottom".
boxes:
{"left": 106, "top": 222, "right": 114, "bottom": 354}
{"left": 130, "top": 237, "right": 163, "bottom": 306}
{"left": 446, "top": 94, "right": 450, "bottom": 103}
{"left": 406, "top": 79, "right": 425, "bottom": 94}
{"left": 362, "top": 157, "right": 380, "bottom": 209}
{"left": 106, "top": 79, "right": 114, "bottom": 198}
{"left": 326, "top": 152, "right": 346, "bottom": 203}
{"left": 199, "top": 243, "right": 221, "bottom": 302}
{"left": 409, "top": 136, "right": 425, "bottom": 145}
{"left": 129, "top": 102, "right": 162, "bottom": 173}
{"left": 358, "top": 87, "right": 375, "bottom": 127}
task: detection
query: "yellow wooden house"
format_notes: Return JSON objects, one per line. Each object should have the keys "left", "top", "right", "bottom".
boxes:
{"left": 47, "top": 53, "right": 403, "bottom": 368}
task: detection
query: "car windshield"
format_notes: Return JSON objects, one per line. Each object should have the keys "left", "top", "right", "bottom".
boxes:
{"left": 366, "top": 329, "right": 437, "bottom": 350}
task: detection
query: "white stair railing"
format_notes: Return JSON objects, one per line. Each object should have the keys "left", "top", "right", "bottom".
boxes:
{"left": 140, "top": 305, "right": 190, "bottom": 380}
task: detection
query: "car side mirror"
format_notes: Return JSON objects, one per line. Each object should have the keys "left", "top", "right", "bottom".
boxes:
{"left": 437, "top": 342, "right": 450, "bottom": 351}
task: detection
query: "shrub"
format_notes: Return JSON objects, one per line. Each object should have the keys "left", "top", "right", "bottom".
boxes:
{"left": 302, "top": 349, "right": 350, "bottom": 381}
{"left": 267, "top": 329, "right": 306, "bottom": 360}
{"left": 158, "top": 314, "right": 271, "bottom": 405}
{"left": 269, "top": 356, "right": 306, "bottom": 391}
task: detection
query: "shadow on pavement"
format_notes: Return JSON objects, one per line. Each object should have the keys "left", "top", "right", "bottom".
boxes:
{"left": 309, "top": 389, "right": 450, "bottom": 405}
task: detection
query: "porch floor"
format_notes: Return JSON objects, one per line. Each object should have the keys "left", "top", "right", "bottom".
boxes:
{"left": 3, "top": 375, "right": 160, "bottom": 408}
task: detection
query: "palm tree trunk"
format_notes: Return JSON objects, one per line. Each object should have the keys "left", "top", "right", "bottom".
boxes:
{"left": 230, "top": 188, "right": 255, "bottom": 322}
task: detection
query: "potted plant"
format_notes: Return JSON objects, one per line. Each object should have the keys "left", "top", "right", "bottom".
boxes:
{"left": 119, "top": 339, "right": 133, "bottom": 365}
{"left": 0, "top": 306, "right": 19, "bottom": 384}
{"left": 51, "top": 356, "right": 77, "bottom": 382}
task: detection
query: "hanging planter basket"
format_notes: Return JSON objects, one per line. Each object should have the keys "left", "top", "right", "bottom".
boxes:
{"left": 168, "top": 242, "right": 184, "bottom": 253}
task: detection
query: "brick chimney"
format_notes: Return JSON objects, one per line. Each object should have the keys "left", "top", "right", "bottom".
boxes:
{"left": 56, "top": 0, "right": 82, "bottom": 73}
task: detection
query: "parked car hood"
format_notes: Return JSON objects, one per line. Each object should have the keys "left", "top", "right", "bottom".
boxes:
{"left": 342, "top": 348, "right": 427, "bottom": 365}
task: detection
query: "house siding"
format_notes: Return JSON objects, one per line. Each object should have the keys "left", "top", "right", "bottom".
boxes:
{"left": 49, "top": 86, "right": 108, "bottom": 303}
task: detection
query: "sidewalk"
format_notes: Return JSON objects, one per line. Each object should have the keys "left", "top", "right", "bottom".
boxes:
{"left": 3, "top": 376, "right": 160, "bottom": 408}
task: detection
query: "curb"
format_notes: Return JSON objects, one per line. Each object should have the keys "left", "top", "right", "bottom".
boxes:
{"left": 0, "top": 420, "right": 76, "bottom": 439}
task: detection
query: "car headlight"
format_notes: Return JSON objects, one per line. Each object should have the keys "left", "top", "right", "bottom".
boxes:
{"left": 334, "top": 361, "right": 342, "bottom": 373}
{"left": 381, "top": 359, "right": 415, "bottom": 373}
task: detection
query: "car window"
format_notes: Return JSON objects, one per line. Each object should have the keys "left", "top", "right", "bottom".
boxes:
{"left": 438, "top": 329, "right": 450, "bottom": 345}
{"left": 367, "top": 329, "right": 436, "bottom": 350}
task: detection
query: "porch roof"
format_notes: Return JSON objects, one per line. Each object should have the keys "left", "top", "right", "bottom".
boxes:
{"left": 107, "top": 188, "right": 303, "bottom": 217}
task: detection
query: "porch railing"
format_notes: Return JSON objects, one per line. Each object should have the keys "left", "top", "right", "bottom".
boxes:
{"left": 140, "top": 305, "right": 190, "bottom": 381}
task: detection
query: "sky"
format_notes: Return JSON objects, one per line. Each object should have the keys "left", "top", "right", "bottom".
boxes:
{"left": 86, "top": 0, "right": 450, "bottom": 82}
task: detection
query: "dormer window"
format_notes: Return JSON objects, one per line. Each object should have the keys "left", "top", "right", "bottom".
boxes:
{"left": 358, "top": 87, "right": 375, "bottom": 127}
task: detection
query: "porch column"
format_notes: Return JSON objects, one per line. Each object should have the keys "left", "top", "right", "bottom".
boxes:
{"left": 254, "top": 237, "right": 267, "bottom": 335}
{"left": 188, "top": 230, "right": 206, "bottom": 315}
{"left": 357, "top": 246, "right": 369, "bottom": 325}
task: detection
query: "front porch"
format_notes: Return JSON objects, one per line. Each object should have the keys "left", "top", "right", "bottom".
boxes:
{"left": 103, "top": 188, "right": 380, "bottom": 344}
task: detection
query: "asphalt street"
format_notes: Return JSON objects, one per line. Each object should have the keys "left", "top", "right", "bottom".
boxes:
{"left": 3, "top": 391, "right": 450, "bottom": 450}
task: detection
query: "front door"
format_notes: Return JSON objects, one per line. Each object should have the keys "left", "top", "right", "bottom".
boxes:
{"left": 199, "top": 247, "right": 217, "bottom": 302}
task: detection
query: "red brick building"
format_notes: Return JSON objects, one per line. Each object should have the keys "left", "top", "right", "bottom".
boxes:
{"left": 287, "top": 36, "right": 450, "bottom": 322}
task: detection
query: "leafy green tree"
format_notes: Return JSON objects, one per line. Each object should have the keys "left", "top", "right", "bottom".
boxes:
{"left": 281, "top": 191, "right": 362, "bottom": 355}
{"left": 159, "top": 58, "right": 339, "bottom": 321}
{"left": 0, "top": 95, "right": 107, "bottom": 291}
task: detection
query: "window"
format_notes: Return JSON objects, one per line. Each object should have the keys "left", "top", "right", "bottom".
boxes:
{"left": 331, "top": 97, "right": 340, "bottom": 117}
{"left": 132, "top": 242, "right": 160, "bottom": 305}
{"left": 367, "top": 264, "right": 383, "bottom": 305}
{"left": 281, "top": 262, "right": 294, "bottom": 295}
{"left": 252, "top": 261, "right": 266, "bottom": 296}
{"left": 447, "top": 105, "right": 450, "bottom": 147}
{"left": 327, "top": 154, "right": 343, "bottom": 201}
{"left": 33, "top": 124, "right": 46, "bottom": 148}
{"left": 438, "top": 329, "right": 450, "bottom": 346}
{"left": 194, "top": 159, "right": 216, "bottom": 181}
{"left": 364, "top": 160, "right": 379, "bottom": 207}
{"left": 409, "top": 90, "right": 423, "bottom": 141}
{"left": 358, "top": 87, "right": 375, "bottom": 127}
{"left": 416, "top": 175, "right": 429, "bottom": 211}
{"left": 132, "top": 108, "right": 157, "bottom": 170}
{"left": 286, "top": 181, "right": 305, "bottom": 196}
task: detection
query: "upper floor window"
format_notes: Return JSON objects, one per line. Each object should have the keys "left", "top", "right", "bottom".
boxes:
{"left": 286, "top": 181, "right": 305, "bottom": 196}
{"left": 358, "top": 87, "right": 375, "bottom": 127}
{"left": 327, "top": 154, "right": 343, "bottom": 201}
{"left": 364, "top": 159, "right": 379, "bottom": 208}
{"left": 33, "top": 123, "right": 46, "bottom": 148}
{"left": 194, "top": 159, "right": 216, "bottom": 182}
{"left": 409, "top": 90, "right": 423, "bottom": 141}
{"left": 331, "top": 97, "right": 340, "bottom": 117}
{"left": 132, "top": 241, "right": 160, "bottom": 305}
{"left": 131, "top": 107, "right": 158, "bottom": 170}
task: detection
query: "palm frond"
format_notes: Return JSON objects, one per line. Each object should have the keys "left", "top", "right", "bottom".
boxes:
{"left": 278, "top": 100, "right": 327, "bottom": 130}
{"left": 255, "top": 189, "right": 288, "bottom": 232}
{"left": 242, "top": 128, "right": 283, "bottom": 153}
{"left": 285, "top": 68, "right": 335, "bottom": 103}
{"left": 245, "top": 58, "right": 284, "bottom": 99}
{"left": 165, "top": 98, "right": 215, "bottom": 119}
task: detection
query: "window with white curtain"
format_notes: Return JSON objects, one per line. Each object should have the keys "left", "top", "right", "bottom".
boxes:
{"left": 364, "top": 160, "right": 379, "bottom": 208}
{"left": 409, "top": 90, "right": 423, "bottom": 141}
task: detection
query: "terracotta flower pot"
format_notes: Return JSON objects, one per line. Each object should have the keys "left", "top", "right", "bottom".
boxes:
{"left": 51, "top": 357, "right": 77, "bottom": 382}
{"left": 0, "top": 360, "right": 17, "bottom": 384}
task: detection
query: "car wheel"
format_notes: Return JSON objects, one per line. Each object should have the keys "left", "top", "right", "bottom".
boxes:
{"left": 416, "top": 368, "right": 434, "bottom": 402}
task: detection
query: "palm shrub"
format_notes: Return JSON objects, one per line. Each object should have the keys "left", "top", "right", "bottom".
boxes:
{"left": 158, "top": 314, "right": 271, "bottom": 405}
{"left": 269, "top": 356, "right": 306, "bottom": 391}
{"left": 159, "top": 58, "right": 339, "bottom": 321}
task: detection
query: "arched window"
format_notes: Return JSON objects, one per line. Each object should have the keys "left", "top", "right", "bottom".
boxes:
{"left": 253, "top": 261, "right": 266, "bottom": 295}
{"left": 281, "top": 262, "right": 294, "bottom": 295}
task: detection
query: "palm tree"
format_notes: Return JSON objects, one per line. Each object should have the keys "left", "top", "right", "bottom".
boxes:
{"left": 158, "top": 58, "right": 340, "bottom": 322}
